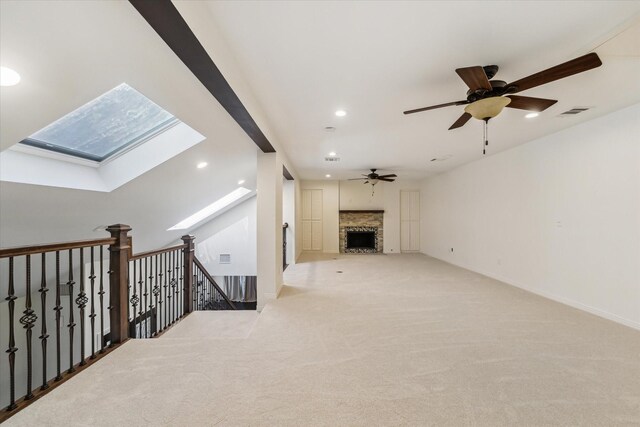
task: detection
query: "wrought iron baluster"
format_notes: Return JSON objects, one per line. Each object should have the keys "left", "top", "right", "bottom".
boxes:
{"left": 142, "top": 257, "right": 148, "bottom": 338}
{"left": 167, "top": 251, "right": 173, "bottom": 324}
{"left": 206, "top": 272, "right": 210, "bottom": 309}
{"left": 99, "top": 246, "right": 106, "bottom": 352}
{"left": 137, "top": 259, "right": 143, "bottom": 338}
{"left": 6, "top": 257, "right": 18, "bottom": 410}
{"left": 202, "top": 271, "right": 206, "bottom": 309}
{"left": 54, "top": 251, "right": 62, "bottom": 381}
{"left": 201, "top": 269, "right": 205, "bottom": 310}
{"left": 171, "top": 251, "right": 176, "bottom": 321}
{"left": 39, "top": 252, "right": 50, "bottom": 390}
{"left": 19, "top": 255, "right": 37, "bottom": 399}
{"left": 158, "top": 254, "right": 165, "bottom": 332}
{"left": 89, "top": 246, "right": 96, "bottom": 359}
{"left": 194, "top": 269, "right": 199, "bottom": 311}
{"left": 126, "top": 259, "right": 131, "bottom": 336}
{"left": 77, "top": 248, "right": 88, "bottom": 366}
{"left": 166, "top": 251, "right": 170, "bottom": 328}
{"left": 175, "top": 250, "right": 181, "bottom": 319}
{"left": 129, "top": 260, "right": 138, "bottom": 339}
{"left": 67, "top": 249, "right": 76, "bottom": 373}
{"left": 153, "top": 254, "right": 160, "bottom": 336}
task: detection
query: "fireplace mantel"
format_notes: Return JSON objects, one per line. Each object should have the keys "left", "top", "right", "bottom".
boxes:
{"left": 339, "top": 210, "right": 384, "bottom": 213}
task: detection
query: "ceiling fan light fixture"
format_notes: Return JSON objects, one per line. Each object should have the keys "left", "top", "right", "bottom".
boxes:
{"left": 464, "top": 97, "right": 511, "bottom": 120}
{"left": 525, "top": 112, "right": 539, "bottom": 119}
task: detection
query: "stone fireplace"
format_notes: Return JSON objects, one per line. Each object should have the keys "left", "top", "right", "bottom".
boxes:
{"left": 339, "top": 210, "right": 383, "bottom": 253}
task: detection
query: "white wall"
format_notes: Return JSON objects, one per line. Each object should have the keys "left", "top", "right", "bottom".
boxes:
{"left": 420, "top": 103, "right": 640, "bottom": 329}
{"left": 300, "top": 180, "right": 340, "bottom": 253}
{"left": 192, "top": 196, "right": 257, "bottom": 276}
{"left": 339, "top": 180, "right": 385, "bottom": 210}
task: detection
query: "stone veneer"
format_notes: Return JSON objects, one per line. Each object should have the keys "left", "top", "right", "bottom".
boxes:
{"left": 339, "top": 211, "right": 383, "bottom": 253}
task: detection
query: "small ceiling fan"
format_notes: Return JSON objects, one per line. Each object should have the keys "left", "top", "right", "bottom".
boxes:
{"left": 403, "top": 53, "right": 602, "bottom": 154}
{"left": 349, "top": 169, "right": 397, "bottom": 194}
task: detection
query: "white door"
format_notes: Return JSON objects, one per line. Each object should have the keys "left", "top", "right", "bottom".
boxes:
{"left": 302, "top": 189, "right": 323, "bottom": 251}
{"left": 400, "top": 190, "right": 420, "bottom": 252}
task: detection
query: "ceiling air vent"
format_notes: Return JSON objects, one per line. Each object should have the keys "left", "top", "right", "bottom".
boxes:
{"left": 559, "top": 107, "right": 590, "bottom": 117}
{"left": 430, "top": 154, "right": 452, "bottom": 162}
{"left": 219, "top": 253, "right": 231, "bottom": 264}
{"left": 324, "top": 156, "right": 340, "bottom": 162}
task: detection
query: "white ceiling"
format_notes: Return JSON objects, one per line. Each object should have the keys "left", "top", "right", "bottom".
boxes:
{"left": 1, "top": 1, "right": 639, "bottom": 249}
{"left": 0, "top": 1, "right": 258, "bottom": 249}
{"left": 203, "top": 1, "right": 640, "bottom": 180}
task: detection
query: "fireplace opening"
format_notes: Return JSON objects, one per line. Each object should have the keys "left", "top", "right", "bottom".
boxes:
{"left": 346, "top": 231, "right": 376, "bottom": 250}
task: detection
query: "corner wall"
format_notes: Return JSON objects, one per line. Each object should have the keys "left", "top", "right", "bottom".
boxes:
{"left": 420, "top": 103, "right": 640, "bottom": 329}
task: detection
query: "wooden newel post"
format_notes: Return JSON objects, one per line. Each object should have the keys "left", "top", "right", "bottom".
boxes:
{"left": 182, "top": 235, "right": 195, "bottom": 314}
{"left": 106, "top": 224, "right": 132, "bottom": 344}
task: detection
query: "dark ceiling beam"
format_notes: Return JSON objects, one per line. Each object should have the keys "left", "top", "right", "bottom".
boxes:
{"left": 283, "top": 165, "right": 294, "bottom": 181}
{"left": 129, "top": 0, "right": 276, "bottom": 153}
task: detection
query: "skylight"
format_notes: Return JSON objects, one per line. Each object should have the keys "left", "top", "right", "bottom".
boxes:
{"left": 20, "top": 83, "right": 179, "bottom": 162}
{"left": 168, "top": 187, "right": 252, "bottom": 231}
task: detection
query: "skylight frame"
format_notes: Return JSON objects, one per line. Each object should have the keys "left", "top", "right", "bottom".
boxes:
{"left": 20, "top": 117, "right": 180, "bottom": 162}
{"left": 18, "top": 83, "right": 180, "bottom": 163}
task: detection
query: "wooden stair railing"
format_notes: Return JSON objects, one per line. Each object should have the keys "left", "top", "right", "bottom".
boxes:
{"left": 0, "top": 225, "right": 129, "bottom": 421}
{"left": 0, "top": 226, "right": 235, "bottom": 421}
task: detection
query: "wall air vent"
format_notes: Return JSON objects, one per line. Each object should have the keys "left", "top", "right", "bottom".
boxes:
{"left": 219, "top": 253, "right": 231, "bottom": 264}
{"left": 324, "top": 156, "right": 340, "bottom": 162}
{"left": 559, "top": 107, "right": 590, "bottom": 116}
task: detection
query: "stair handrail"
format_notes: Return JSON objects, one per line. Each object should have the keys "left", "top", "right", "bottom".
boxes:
{"left": 0, "top": 237, "right": 117, "bottom": 258}
{"left": 193, "top": 256, "right": 237, "bottom": 310}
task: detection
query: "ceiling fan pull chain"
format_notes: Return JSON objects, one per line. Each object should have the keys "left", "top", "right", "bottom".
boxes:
{"left": 483, "top": 119, "right": 488, "bottom": 155}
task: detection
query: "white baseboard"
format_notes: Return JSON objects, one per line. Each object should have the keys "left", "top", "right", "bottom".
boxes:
{"left": 421, "top": 251, "right": 640, "bottom": 331}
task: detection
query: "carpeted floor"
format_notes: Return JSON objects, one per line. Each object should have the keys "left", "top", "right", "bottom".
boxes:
{"left": 5, "top": 253, "right": 640, "bottom": 426}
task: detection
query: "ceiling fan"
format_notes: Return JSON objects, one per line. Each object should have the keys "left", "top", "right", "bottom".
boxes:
{"left": 349, "top": 169, "right": 397, "bottom": 195}
{"left": 403, "top": 53, "right": 602, "bottom": 154}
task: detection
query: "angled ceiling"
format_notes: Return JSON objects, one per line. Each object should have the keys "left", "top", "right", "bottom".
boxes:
{"left": 202, "top": 1, "right": 640, "bottom": 179}
{"left": 0, "top": 0, "right": 258, "bottom": 250}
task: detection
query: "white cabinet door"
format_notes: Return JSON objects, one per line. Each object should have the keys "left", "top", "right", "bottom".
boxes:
{"left": 311, "top": 221, "right": 323, "bottom": 251}
{"left": 302, "top": 221, "right": 313, "bottom": 251}
{"left": 400, "top": 190, "right": 420, "bottom": 252}
{"left": 302, "top": 189, "right": 323, "bottom": 251}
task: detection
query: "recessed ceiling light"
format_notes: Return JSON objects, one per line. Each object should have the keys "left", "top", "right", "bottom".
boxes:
{"left": 237, "top": 179, "right": 245, "bottom": 185}
{"left": 0, "top": 66, "right": 21, "bottom": 86}
{"left": 328, "top": 151, "right": 337, "bottom": 157}
{"left": 335, "top": 110, "right": 347, "bottom": 117}
{"left": 525, "top": 112, "right": 539, "bottom": 119}
{"left": 325, "top": 174, "right": 331, "bottom": 178}
{"left": 197, "top": 162, "right": 208, "bottom": 169}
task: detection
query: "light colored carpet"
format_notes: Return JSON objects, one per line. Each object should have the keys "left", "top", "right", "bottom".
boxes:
{"left": 5, "top": 253, "right": 640, "bottom": 426}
